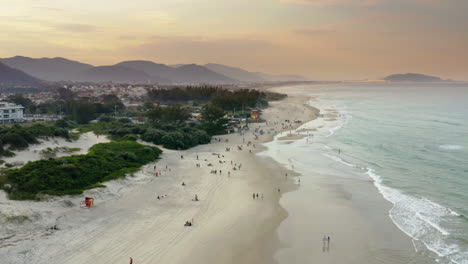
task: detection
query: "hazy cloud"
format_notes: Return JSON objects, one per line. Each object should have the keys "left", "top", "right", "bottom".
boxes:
{"left": 32, "top": 6, "right": 68, "bottom": 12}
{"left": 119, "top": 35, "right": 137, "bottom": 40}
{"left": 280, "top": 0, "right": 444, "bottom": 6}
{"left": 121, "top": 35, "right": 278, "bottom": 66}
{"left": 295, "top": 28, "right": 335, "bottom": 35}
{"left": 52, "top": 23, "right": 97, "bottom": 33}
{"left": 281, "top": 0, "right": 382, "bottom": 6}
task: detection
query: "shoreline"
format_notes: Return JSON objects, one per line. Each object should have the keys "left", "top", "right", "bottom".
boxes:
{"left": 265, "top": 85, "right": 439, "bottom": 264}
{"left": 0, "top": 89, "right": 319, "bottom": 264}
{"left": 0, "top": 84, "right": 439, "bottom": 264}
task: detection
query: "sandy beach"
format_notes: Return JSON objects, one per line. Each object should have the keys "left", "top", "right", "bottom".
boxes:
{"left": 1, "top": 86, "right": 436, "bottom": 264}
{"left": 0, "top": 91, "right": 319, "bottom": 264}
{"left": 263, "top": 85, "right": 437, "bottom": 264}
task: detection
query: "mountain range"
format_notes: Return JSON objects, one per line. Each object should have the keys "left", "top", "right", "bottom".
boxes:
{"left": 0, "top": 56, "right": 306, "bottom": 84}
{"left": 0, "top": 61, "right": 43, "bottom": 87}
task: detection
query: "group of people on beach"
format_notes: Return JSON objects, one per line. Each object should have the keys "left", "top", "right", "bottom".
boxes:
{"left": 252, "top": 193, "right": 263, "bottom": 200}
{"left": 126, "top": 103, "right": 314, "bottom": 264}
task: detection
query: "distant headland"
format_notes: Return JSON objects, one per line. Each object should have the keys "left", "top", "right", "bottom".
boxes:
{"left": 383, "top": 73, "right": 449, "bottom": 82}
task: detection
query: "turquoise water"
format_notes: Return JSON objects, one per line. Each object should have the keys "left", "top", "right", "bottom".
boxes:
{"left": 308, "top": 83, "right": 468, "bottom": 263}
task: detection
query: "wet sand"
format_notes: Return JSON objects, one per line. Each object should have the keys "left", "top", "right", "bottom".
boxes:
{"left": 0, "top": 93, "right": 318, "bottom": 264}
{"left": 0, "top": 86, "right": 428, "bottom": 264}
{"left": 266, "top": 85, "right": 435, "bottom": 264}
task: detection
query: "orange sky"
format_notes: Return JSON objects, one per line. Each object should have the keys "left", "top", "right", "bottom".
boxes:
{"left": 0, "top": 0, "right": 467, "bottom": 80}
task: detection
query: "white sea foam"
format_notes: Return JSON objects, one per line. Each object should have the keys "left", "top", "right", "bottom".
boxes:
{"left": 321, "top": 153, "right": 356, "bottom": 168}
{"left": 365, "top": 168, "right": 465, "bottom": 263}
{"left": 448, "top": 210, "right": 461, "bottom": 217}
{"left": 327, "top": 123, "right": 343, "bottom": 137}
{"left": 439, "top": 145, "right": 463, "bottom": 150}
{"left": 268, "top": 94, "right": 466, "bottom": 264}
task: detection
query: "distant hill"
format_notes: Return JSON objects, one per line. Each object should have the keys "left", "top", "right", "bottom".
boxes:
{"left": 72, "top": 65, "right": 152, "bottom": 83}
{"left": 1, "top": 56, "right": 305, "bottom": 84}
{"left": 117, "top": 61, "right": 233, "bottom": 84}
{"left": 0, "top": 61, "right": 43, "bottom": 86}
{"left": 115, "top": 61, "right": 174, "bottom": 84}
{"left": 384, "top": 73, "right": 444, "bottom": 82}
{"left": 168, "top": 64, "right": 234, "bottom": 84}
{"left": 204, "top": 63, "right": 264, "bottom": 82}
{"left": 0, "top": 56, "right": 93, "bottom": 81}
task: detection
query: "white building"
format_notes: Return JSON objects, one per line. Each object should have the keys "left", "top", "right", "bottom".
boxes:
{"left": 0, "top": 102, "right": 24, "bottom": 123}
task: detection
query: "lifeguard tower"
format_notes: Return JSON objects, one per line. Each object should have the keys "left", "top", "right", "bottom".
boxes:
{"left": 250, "top": 110, "right": 260, "bottom": 120}
{"left": 80, "top": 197, "right": 94, "bottom": 208}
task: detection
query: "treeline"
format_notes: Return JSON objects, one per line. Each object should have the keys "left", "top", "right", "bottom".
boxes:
{"left": 3, "top": 141, "right": 162, "bottom": 200}
{"left": 78, "top": 104, "right": 226, "bottom": 150}
{"left": 147, "top": 86, "right": 268, "bottom": 110}
{"left": 6, "top": 93, "right": 123, "bottom": 124}
{"left": 147, "top": 86, "right": 221, "bottom": 102}
{"left": 0, "top": 123, "right": 69, "bottom": 157}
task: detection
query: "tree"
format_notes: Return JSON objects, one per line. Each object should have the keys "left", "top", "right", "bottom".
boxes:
{"left": 101, "top": 94, "right": 124, "bottom": 110}
{"left": 6, "top": 94, "right": 33, "bottom": 108}
{"left": 57, "top": 88, "right": 76, "bottom": 100}
{"left": 201, "top": 104, "right": 227, "bottom": 135}
{"left": 202, "top": 104, "right": 225, "bottom": 123}
{"left": 146, "top": 105, "right": 190, "bottom": 123}
{"left": 161, "top": 131, "right": 185, "bottom": 149}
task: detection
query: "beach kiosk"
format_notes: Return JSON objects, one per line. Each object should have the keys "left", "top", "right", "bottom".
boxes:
{"left": 250, "top": 110, "right": 260, "bottom": 120}
{"left": 80, "top": 197, "right": 94, "bottom": 208}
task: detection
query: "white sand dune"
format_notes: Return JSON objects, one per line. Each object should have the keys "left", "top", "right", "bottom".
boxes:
{"left": 1, "top": 132, "right": 110, "bottom": 167}
{"left": 0, "top": 94, "right": 318, "bottom": 264}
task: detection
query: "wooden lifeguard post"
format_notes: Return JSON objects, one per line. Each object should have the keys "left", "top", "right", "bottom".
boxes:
{"left": 250, "top": 110, "right": 260, "bottom": 120}
{"left": 80, "top": 197, "right": 94, "bottom": 208}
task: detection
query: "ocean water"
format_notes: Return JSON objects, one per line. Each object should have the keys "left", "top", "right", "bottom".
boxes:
{"left": 263, "top": 83, "right": 468, "bottom": 264}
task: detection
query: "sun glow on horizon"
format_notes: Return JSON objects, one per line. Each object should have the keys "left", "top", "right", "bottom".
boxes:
{"left": 0, "top": 0, "right": 467, "bottom": 80}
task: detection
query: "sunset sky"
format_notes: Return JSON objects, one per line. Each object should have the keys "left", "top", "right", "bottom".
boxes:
{"left": 1, "top": 0, "right": 467, "bottom": 80}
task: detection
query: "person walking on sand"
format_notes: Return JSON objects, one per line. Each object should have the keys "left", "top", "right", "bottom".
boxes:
{"left": 253, "top": 193, "right": 256, "bottom": 200}
{"left": 130, "top": 257, "right": 133, "bottom": 264}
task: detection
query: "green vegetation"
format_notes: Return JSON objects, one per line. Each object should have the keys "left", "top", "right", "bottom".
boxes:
{"left": 39, "top": 146, "right": 81, "bottom": 159}
{"left": 146, "top": 105, "right": 190, "bottom": 123}
{"left": 0, "top": 123, "right": 70, "bottom": 157}
{"left": 147, "top": 86, "right": 269, "bottom": 110}
{"left": 147, "top": 86, "right": 221, "bottom": 102}
{"left": 6, "top": 92, "right": 123, "bottom": 124}
{"left": 0, "top": 87, "right": 287, "bottom": 200}
{"left": 3, "top": 141, "right": 161, "bottom": 200}
{"left": 199, "top": 104, "right": 228, "bottom": 135}
{"left": 78, "top": 117, "right": 211, "bottom": 150}
{"left": 6, "top": 215, "right": 30, "bottom": 223}
{"left": 263, "top": 91, "right": 288, "bottom": 101}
